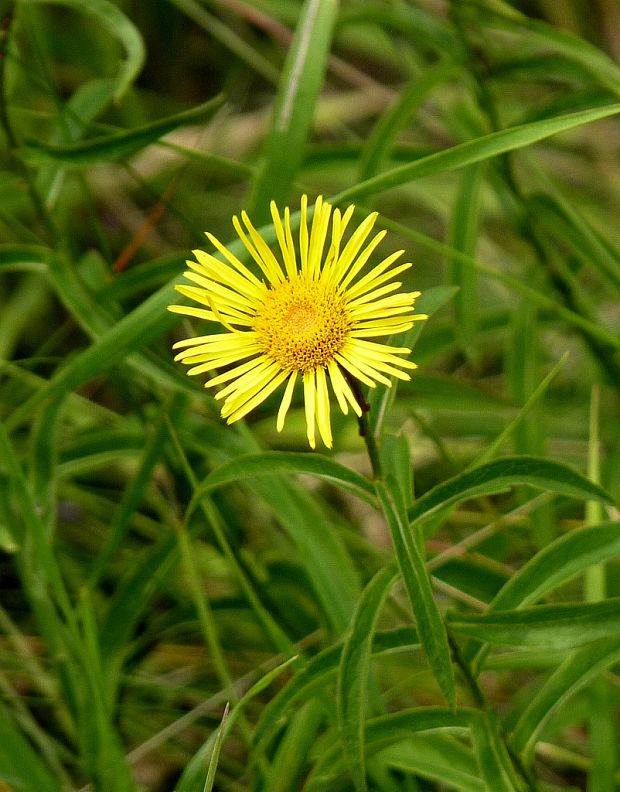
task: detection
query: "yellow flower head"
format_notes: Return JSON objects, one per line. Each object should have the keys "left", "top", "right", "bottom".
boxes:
{"left": 169, "top": 195, "right": 426, "bottom": 449}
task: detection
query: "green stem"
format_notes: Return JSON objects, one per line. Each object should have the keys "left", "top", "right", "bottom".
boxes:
{"left": 347, "top": 373, "right": 384, "bottom": 479}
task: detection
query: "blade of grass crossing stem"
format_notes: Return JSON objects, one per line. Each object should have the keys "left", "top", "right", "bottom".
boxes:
{"left": 475, "top": 353, "right": 568, "bottom": 466}
{"left": 253, "top": 626, "right": 419, "bottom": 750}
{"left": 584, "top": 386, "right": 616, "bottom": 792}
{"left": 337, "top": 566, "right": 399, "bottom": 791}
{"left": 448, "top": 163, "right": 485, "bottom": 365}
{"left": 368, "top": 285, "right": 459, "bottom": 438}
{"left": 247, "top": 0, "right": 339, "bottom": 222}
{"left": 28, "top": 0, "right": 145, "bottom": 101}
{"left": 331, "top": 103, "right": 620, "bottom": 205}
{"left": 202, "top": 703, "right": 229, "bottom": 792}
{"left": 375, "top": 477, "right": 455, "bottom": 707}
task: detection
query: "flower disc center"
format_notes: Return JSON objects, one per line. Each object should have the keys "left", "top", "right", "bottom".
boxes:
{"left": 253, "top": 276, "right": 350, "bottom": 371}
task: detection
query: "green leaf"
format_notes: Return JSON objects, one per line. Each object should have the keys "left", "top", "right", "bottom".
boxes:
{"left": 337, "top": 566, "right": 398, "bottom": 792}
{"left": 332, "top": 103, "right": 620, "bottom": 204}
{"left": 510, "top": 636, "right": 620, "bottom": 759}
{"left": 29, "top": 0, "right": 145, "bottom": 101}
{"left": 376, "top": 478, "right": 455, "bottom": 707}
{"left": 186, "top": 452, "right": 377, "bottom": 518}
{"left": 22, "top": 95, "right": 224, "bottom": 165}
{"left": 203, "top": 703, "right": 229, "bottom": 792}
{"left": 448, "top": 599, "right": 620, "bottom": 650}
{"left": 0, "top": 700, "right": 63, "bottom": 792}
{"left": 448, "top": 162, "right": 485, "bottom": 362}
{"left": 489, "top": 522, "right": 620, "bottom": 612}
{"left": 407, "top": 456, "right": 614, "bottom": 537}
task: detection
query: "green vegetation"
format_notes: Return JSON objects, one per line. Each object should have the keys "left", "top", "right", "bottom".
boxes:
{"left": 1, "top": 1, "right": 619, "bottom": 790}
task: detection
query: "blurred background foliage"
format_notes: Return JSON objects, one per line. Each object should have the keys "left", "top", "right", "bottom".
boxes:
{"left": 0, "top": 0, "right": 619, "bottom": 790}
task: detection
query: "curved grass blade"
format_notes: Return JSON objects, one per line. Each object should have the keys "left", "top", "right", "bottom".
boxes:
{"left": 510, "top": 636, "right": 620, "bottom": 760}
{"left": 22, "top": 95, "right": 224, "bottom": 165}
{"left": 186, "top": 452, "right": 377, "bottom": 518}
{"left": 332, "top": 103, "right": 620, "bottom": 204}
{"left": 407, "top": 456, "right": 614, "bottom": 538}
{"left": 489, "top": 522, "right": 620, "bottom": 612}
{"left": 337, "top": 566, "right": 398, "bottom": 792}
{"left": 307, "top": 708, "right": 481, "bottom": 792}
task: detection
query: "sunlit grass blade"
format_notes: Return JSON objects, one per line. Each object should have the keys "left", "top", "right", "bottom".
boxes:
{"left": 475, "top": 352, "right": 568, "bottom": 466}
{"left": 448, "top": 163, "right": 485, "bottom": 364}
{"left": 247, "top": 0, "right": 339, "bottom": 221}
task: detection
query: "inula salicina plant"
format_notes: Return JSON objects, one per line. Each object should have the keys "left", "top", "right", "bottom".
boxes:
{"left": 0, "top": 1, "right": 619, "bottom": 791}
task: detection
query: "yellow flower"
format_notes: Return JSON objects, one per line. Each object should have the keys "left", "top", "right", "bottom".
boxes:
{"left": 169, "top": 195, "right": 426, "bottom": 449}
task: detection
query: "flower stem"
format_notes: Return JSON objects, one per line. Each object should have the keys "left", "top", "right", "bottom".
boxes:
{"left": 345, "top": 373, "right": 384, "bottom": 479}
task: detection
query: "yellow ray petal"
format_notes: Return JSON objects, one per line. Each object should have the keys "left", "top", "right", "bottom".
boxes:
{"left": 303, "top": 369, "right": 317, "bottom": 449}
{"left": 277, "top": 370, "right": 297, "bottom": 431}
{"left": 315, "top": 366, "right": 332, "bottom": 448}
